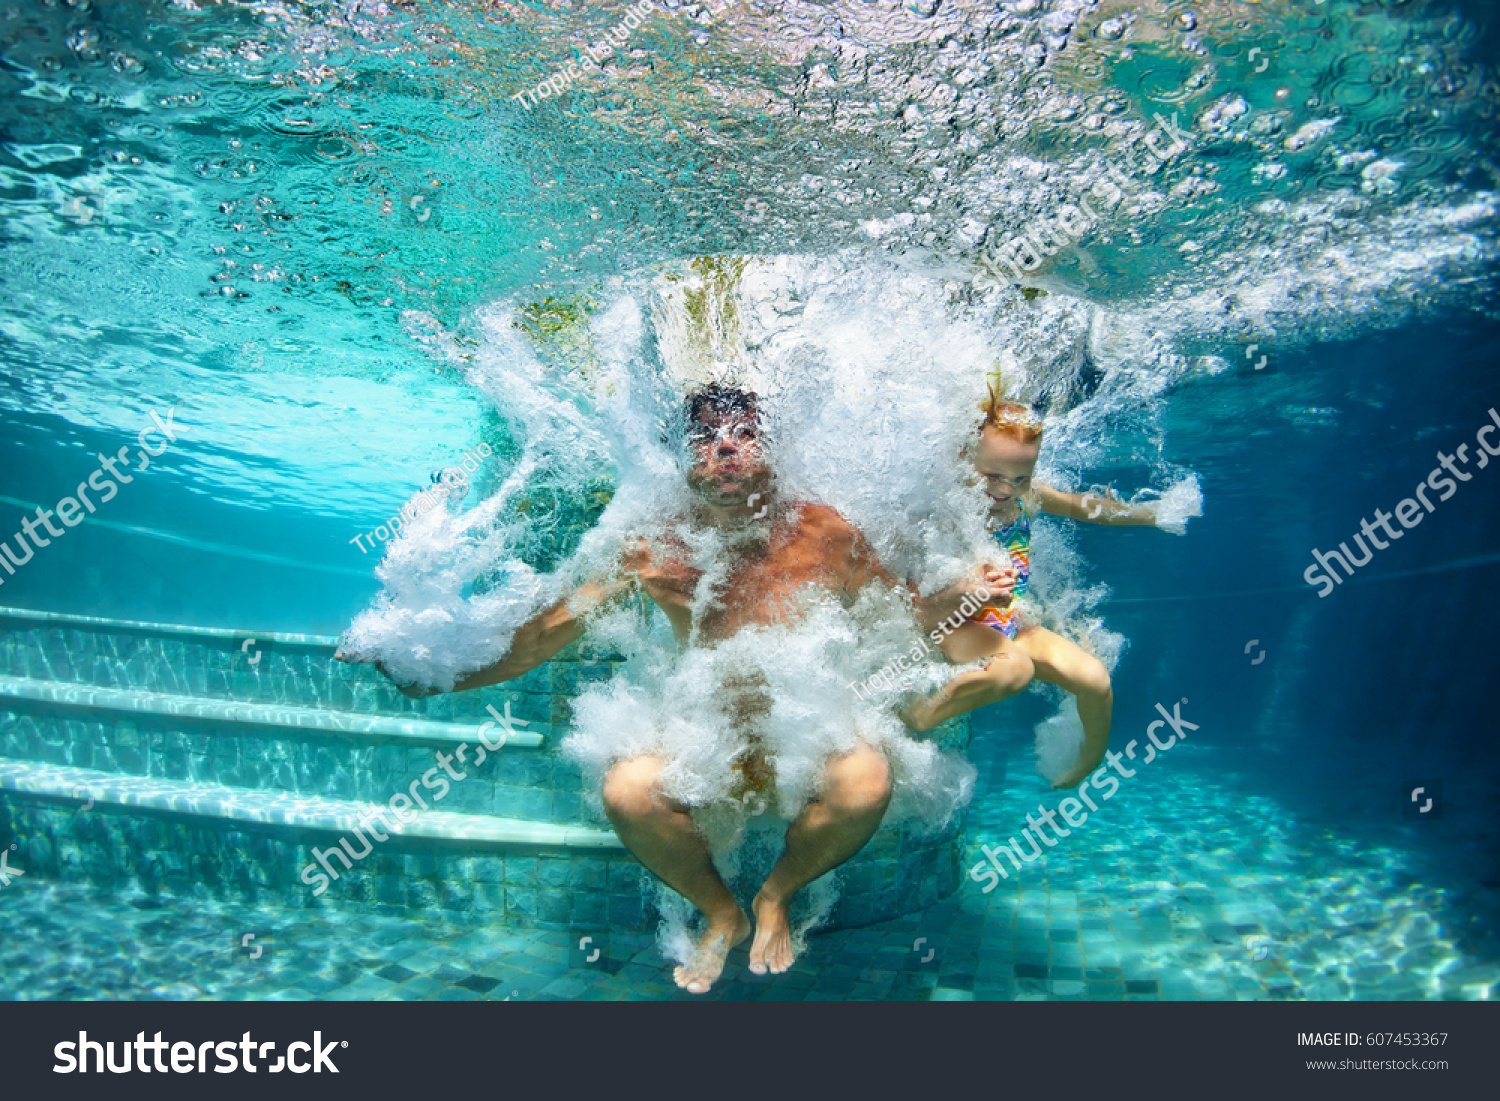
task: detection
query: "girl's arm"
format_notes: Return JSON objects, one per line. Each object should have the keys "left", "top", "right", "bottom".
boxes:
{"left": 1034, "top": 483, "right": 1161, "bottom": 527}
{"left": 912, "top": 562, "right": 1016, "bottom": 630}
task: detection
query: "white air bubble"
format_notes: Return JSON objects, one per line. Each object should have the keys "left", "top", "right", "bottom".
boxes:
{"left": 1034, "top": 700, "right": 1087, "bottom": 785}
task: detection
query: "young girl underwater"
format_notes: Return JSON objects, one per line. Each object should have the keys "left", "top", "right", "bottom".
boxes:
{"left": 901, "top": 384, "right": 1200, "bottom": 788}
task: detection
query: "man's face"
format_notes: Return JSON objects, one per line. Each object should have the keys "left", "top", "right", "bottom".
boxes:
{"left": 685, "top": 409, "right": 772, "bottom": 508}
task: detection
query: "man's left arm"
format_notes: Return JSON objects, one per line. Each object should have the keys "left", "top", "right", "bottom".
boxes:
{"left": 841, "top": 521, "right": 899, "bottom": 594}
{"left": 838, "top": 516, "right": 977, "bottom": 632}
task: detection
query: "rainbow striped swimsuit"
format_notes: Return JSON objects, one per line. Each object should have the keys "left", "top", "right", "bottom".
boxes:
{"left": 970, "top": 502, "right": 1031, "bottom": 639}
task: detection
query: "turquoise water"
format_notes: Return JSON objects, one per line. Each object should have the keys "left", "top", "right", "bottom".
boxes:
{"left": 1, "top": 0, "right": 1498, "bottom": 1000}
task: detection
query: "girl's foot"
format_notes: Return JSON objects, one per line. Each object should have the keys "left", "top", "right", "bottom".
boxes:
{"left": 897, "top": 691, "right": 935, "bottom": 731}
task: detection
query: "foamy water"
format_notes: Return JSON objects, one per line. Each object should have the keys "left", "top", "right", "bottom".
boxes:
{"left": 338, "top": 255, "right": 1222, "bottom": 852}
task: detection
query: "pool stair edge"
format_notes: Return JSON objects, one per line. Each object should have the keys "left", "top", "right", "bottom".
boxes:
{"left": 0, "top": 674, "right": 546, "bottom": 748}
{"left": 0, "top": 759, "right": 623, "bottom": 851}
{"left": 0, "top": 606, "right": 339, "bottom": 648}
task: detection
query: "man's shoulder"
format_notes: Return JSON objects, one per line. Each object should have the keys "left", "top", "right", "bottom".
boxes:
{"left": 620, "top": 526, "right": 690, "bottom": 574}
{"left": 792, "top": 502, "right": 864, "bottom": 542}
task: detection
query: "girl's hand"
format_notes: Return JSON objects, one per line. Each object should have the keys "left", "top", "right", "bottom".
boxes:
{"left": 979, "top": 564, "right": 1017, "bottom": 603}
{"left": 1149, "top": 477, "right": 1203, "bottom": 534}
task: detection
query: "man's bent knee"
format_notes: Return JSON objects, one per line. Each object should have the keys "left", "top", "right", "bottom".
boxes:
{"left": 602, "top": 756, "right": 666, "bottom": 823}
{"left": 824, "top": 745, "right": 892, "bottom": 814}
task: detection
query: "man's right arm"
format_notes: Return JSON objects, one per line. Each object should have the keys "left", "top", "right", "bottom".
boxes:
{"left": 341, "top": 545, "right": 644, "bottom": 696}
{"left": 449, "top": 577, "right": 621, "bottom": 692}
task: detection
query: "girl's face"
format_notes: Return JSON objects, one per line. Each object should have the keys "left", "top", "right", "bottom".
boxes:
{"left": 969, "top": 426, "right": 1041, "bottom": 511}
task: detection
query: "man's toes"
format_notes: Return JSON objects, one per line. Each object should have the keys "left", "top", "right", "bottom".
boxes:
{"left": 763, "top": 933, "right": 795, "bottom": 974}
{"left": 747, "top": 931, "right": 771, "bottom": 974}
{"left": 749, "top": 930, "right": 792, "bottom": 974}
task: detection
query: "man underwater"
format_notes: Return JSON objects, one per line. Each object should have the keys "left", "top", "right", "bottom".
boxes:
{"left": 342, "top": 385, "right": 975, "bottom": 993}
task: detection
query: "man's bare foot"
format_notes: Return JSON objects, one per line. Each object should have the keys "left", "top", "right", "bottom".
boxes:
{"left": 673, "top": 909, "right": 751, "bottom": 995}
{"left": 748, "top": 891, "right": 797, "bottom": 975}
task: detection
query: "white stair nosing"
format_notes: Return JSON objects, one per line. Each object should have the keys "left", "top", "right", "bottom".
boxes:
{"left": 0, "top": 675, "right": 544, "bottom": 748}
{"left": 0, "top": 760, "right": 623, "bottom": 850}
{"left": 0, "top": 606, "right": 339, "bottom": 648}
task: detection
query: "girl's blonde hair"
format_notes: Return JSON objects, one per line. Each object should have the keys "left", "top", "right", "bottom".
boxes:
{"left": 979, "top": 372, "right": 1043, "bottom": 443}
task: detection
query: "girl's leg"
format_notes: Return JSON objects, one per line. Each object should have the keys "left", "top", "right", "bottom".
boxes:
{"left": 1014, "top": 627, "right": 1113, "bottom": 787}
{"left": 900, "top": 622, "right": 1034, "bottom": 732}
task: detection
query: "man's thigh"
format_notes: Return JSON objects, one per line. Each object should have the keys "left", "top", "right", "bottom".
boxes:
{"left": 818, "top": 740, "right": 892, "bottom": 804}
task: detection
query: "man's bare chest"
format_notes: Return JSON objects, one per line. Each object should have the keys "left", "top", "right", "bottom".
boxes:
{"left": 638, "top": 529, "right": 844, "bottom": 635}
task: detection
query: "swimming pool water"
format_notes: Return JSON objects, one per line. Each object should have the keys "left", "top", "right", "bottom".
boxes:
{"left": 1, "top": 0, "right": 1498, "bottom": 1001}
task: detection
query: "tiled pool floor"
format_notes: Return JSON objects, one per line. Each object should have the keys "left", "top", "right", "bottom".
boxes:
{"left": 3, "top": 741, "right": 1496, "bottom": 1001}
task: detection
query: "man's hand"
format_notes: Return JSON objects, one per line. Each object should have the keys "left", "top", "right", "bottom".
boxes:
{"left": 1152, "top": 496, "right": 1201, "bottom": 535}
{"left": 335, "top": 649, "right": 439, "bottom": 698}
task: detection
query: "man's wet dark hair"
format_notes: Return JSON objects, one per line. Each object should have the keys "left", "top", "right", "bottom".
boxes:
{"left": 683, "top": 383, "right": 761, "bottom": 438}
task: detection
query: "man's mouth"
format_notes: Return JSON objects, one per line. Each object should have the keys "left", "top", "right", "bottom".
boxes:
{"left": 714, "top": 474, "right": 747, "bottom": 495}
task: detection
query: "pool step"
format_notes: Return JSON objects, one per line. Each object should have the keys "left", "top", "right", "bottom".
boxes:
{"left": 0, "top": 674, "right": 543, "bottom": 748}
{"left": 0, "top": 759, "right": 621, "bottom": 850}
{"left": 0, "top": 607, "right": 341, "bottom": 648}
{"left": 0, "top": 671, "right": 584, "bottom": 823}
{"left": 0, "top": 606, "right": 971, "bottom": 932}
{"left": 0, "top": 605, "right": 618, "bottom": 727}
